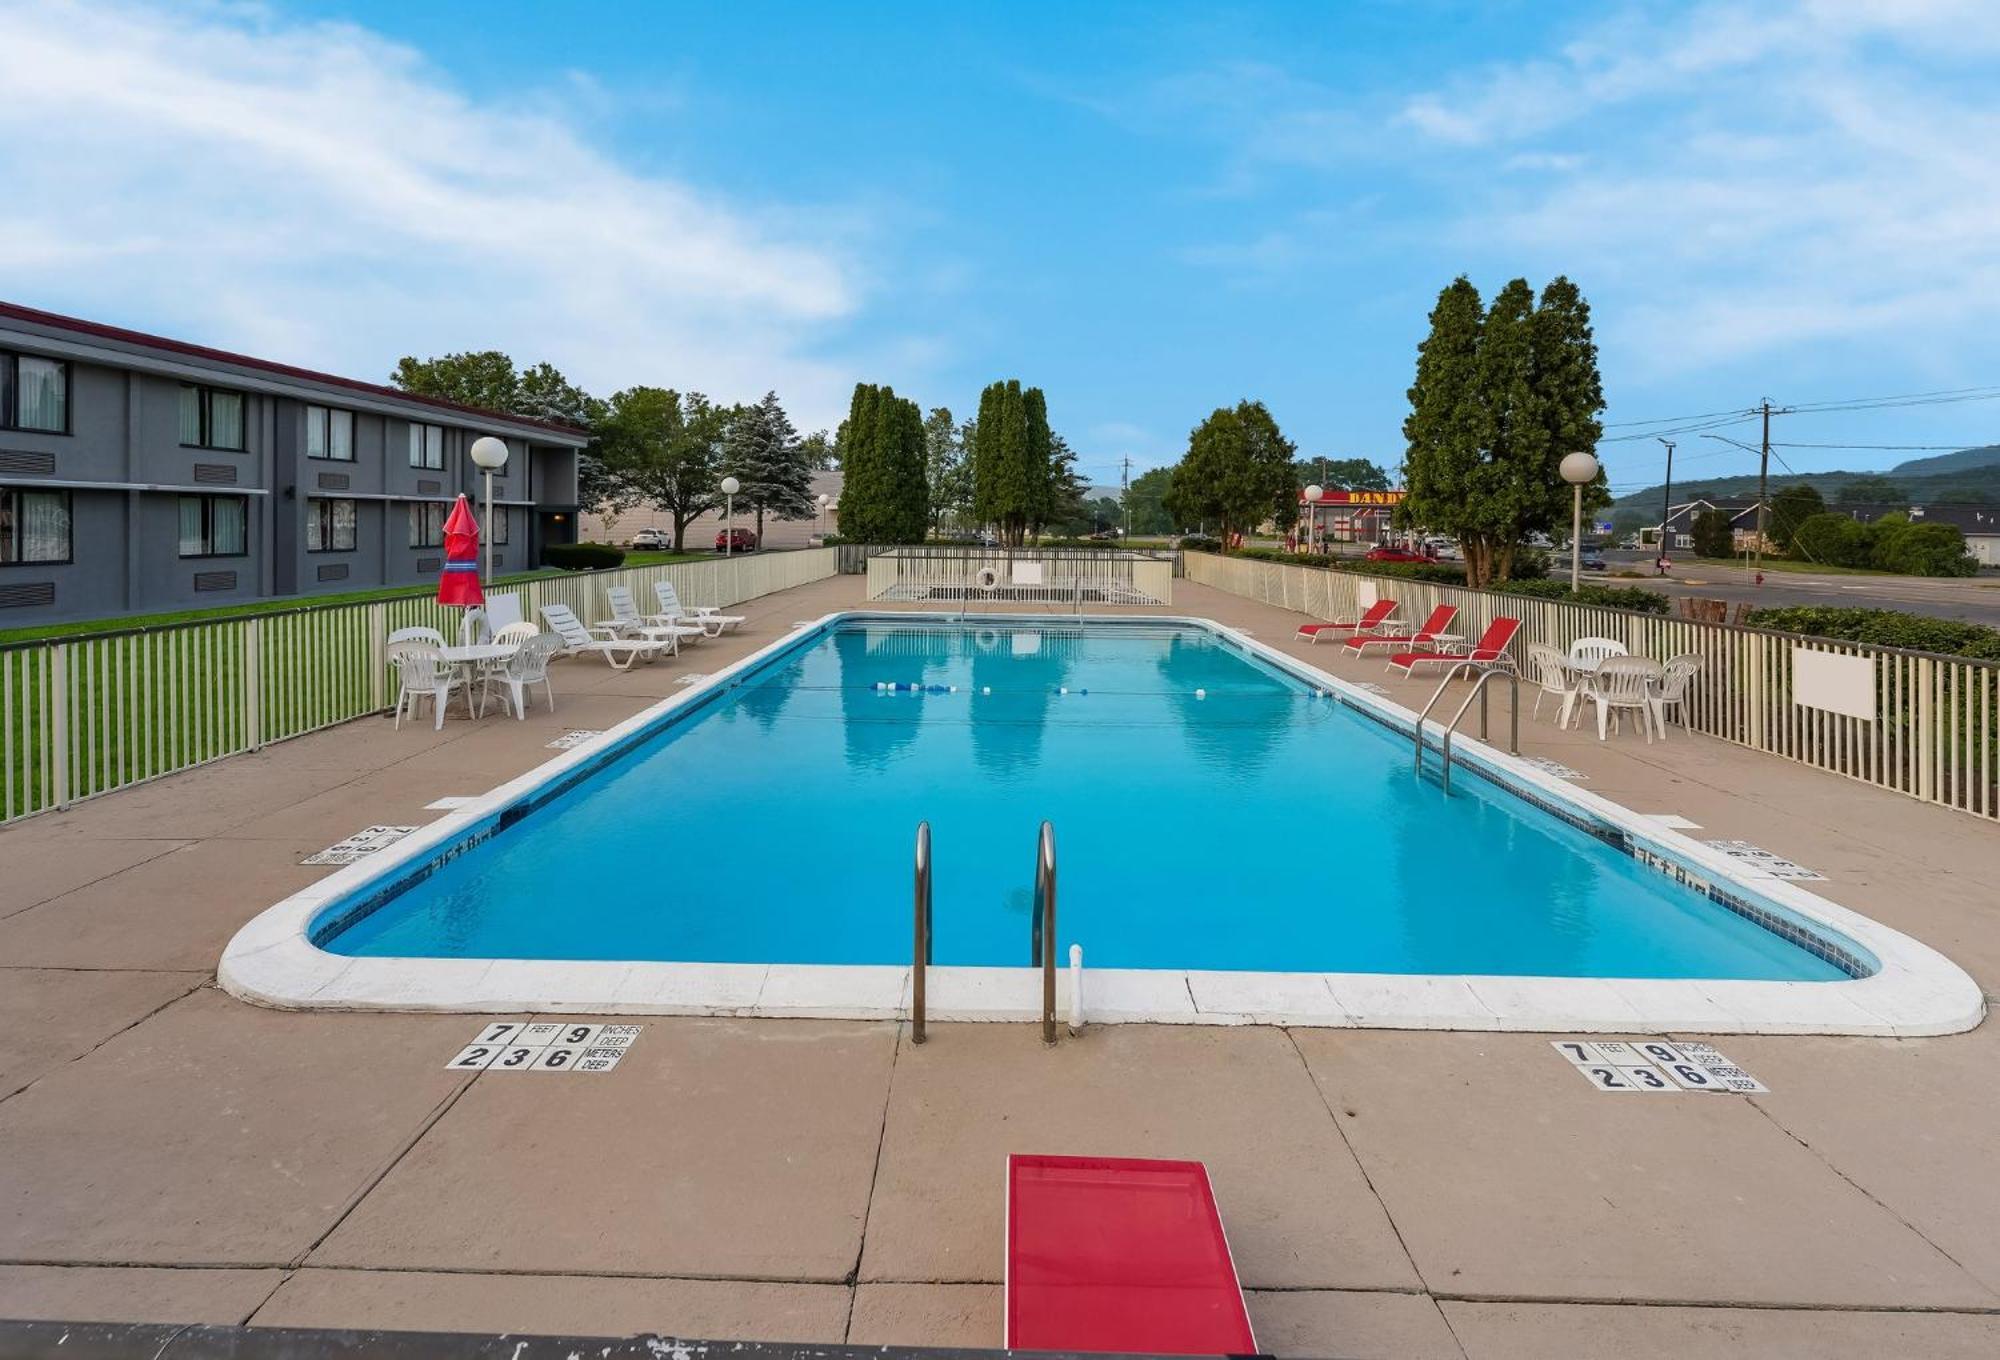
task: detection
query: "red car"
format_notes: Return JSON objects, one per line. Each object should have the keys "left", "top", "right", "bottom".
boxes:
{"left": 714, "top": 527, "right": 758, "bottom": 552}
{"left": 1363, "top": 545, "right": 1438, "bottom": 564}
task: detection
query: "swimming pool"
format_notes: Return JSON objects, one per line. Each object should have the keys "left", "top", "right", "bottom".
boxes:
{"left": 222, "top": 612, "right": 1983, "bottom": 1034}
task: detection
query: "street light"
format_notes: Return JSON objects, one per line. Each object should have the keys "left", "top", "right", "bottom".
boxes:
{"left": 817, "top": 492, "right": 830, "bottom": 540}
{"left": 468, "top": 436, "right": 509, "bottom": 586}
{"left": 1303, "top": 483, "right": 1323, "bottom": 554}
{"left": 1559, "top": 451, "right": 1600, "bottom": 594}
{"left": 720, "top": 475, "right": 741, "bottom": 556}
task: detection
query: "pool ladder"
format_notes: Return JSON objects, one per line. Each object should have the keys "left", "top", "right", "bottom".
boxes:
{"left": 909, "top": 819, "right": 1059, "bottom": 1046}
{"left": 1414, "top": 661, "right": 1521, "bottom": 794}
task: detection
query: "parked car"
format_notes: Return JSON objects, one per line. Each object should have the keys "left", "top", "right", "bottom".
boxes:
{"left": 628, "top": 528, "right": 672, "bottom": 550}
{"left": 1428, "top": 540, "right": 1462, "bottom": 561}
{"left": 715, "top": 527, "right": 758, "bottom": 553}
{"left": 1364, "top": 545, "right": 1439, "bottom": 565}
{"left": 1581, "top": 552, "right": 1608, "bottom": 571}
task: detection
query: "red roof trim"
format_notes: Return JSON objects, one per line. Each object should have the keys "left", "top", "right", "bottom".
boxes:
{"left": 0, "top": 300, "right": 590, "bottom": 440}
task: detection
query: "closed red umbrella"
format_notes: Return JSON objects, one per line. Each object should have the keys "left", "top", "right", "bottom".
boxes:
{"left": 437, "top": 493, "right": 484, "bottom": 607}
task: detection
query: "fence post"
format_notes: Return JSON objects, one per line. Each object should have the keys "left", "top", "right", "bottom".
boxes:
{"left": 244, "top": 620, "right": 263, "bottom": 751}
{"left": 368, "top": 602, "right": 388, "bottom": 712}
{"left": 48, "top": 643, "right": 68, "bottom": 810}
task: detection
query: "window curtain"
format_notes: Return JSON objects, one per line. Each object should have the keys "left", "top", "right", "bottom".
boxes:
{"left": 306, "top": 407, "right": 327, "bottom": 458}
{"left": 213, "top": 498, "right": 246, "bottom": 554}
{"left": 330, "top": 410, "right": 354, "bottom": 460}
{"left": 179, "top": 387, "right": 202, "bottom": 445}
{"left": 15, "top": 358, "right": 65, "bottom": 431}
{"left": 179, "top": 496, "right": 204, "bottom": 554}
{"left": 20, "top": 492, "right": 69, "bottom": 561}
{"left": 333, "top": 498, "right": 357, "bottom": 548}
{"left": 210, "top": 392, "right": 244, "bottom": 450}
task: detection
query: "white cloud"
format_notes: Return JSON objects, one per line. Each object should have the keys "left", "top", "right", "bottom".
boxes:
{"left": 0, "top": 0, "right": 878, "bottom": 427}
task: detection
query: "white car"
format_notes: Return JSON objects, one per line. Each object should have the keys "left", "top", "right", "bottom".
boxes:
{"left": 1430, "top": 541, "right": 1462, "bottom": 561}
{"left": 628, "top": 528, "right": 672, "bottom": 550}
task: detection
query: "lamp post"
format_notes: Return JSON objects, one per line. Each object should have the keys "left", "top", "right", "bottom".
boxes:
{"left": 1559, "top": 451, "right": 1600, "bottom": 594}
{"left": 720, "top": 475, "right": 741, "bottom": 556}
{"left": 1303, "top": 483, "right": 1323, "bottom": 554}
{"left": 468, "top": 437, "right": 509, "bottom": 586}
{"left": 817, "top": 492, "right": 830, "bottom": 540}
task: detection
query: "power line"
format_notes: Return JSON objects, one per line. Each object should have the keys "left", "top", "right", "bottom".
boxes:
{"left": 1771, "top": 440, "right": 1995, "bottom": 451}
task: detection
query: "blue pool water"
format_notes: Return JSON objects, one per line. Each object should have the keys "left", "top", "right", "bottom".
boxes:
{"left": 320, "top": 619, "right": 1848, "bottom": 980}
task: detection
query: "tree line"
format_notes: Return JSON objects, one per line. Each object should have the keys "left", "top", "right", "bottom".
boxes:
{"left": 392, "top": 353, "right": 1093, "bottom": 548}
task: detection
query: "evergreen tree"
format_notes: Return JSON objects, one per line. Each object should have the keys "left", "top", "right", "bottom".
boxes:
{"left": 1398, "top": 277, "right": 1492, "bottom": 578}
{"left": 970, "top": 379, "right": 1059, "bottom": 546}
{"left": 723, "top": 391, "right": 815, "bottom": 537}
{"left": 1521, "top": 275, "right": 1608, "bottom": 568}
{"left": 1470, "top": 278, "right": 1543, "bottom": 582}
{"left": 838, "top": 383, "right": 929, "bottom": 543}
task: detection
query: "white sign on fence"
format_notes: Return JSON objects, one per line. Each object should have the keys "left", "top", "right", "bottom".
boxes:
{"left": 1792, "top": 647, "right": 1876, "bottom": 721}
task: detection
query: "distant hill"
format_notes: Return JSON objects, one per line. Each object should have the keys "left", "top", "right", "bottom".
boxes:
{"left": 1610, "top": 444, "right": 2000, "bottom": 516}
{"left": 1887, "top": 445, "right": 2000, "bottom": 478}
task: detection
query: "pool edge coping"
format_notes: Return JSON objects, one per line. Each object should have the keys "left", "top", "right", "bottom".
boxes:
{"left": 218, "top": 610, "right": 1987, "bottom": 1037}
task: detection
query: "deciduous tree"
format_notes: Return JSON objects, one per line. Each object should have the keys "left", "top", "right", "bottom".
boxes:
{"left": 596, "top": 387, "right": 731, "bottom": 550}
{"left": 1165, "top": 401, "right": 1298, "bottom": 544}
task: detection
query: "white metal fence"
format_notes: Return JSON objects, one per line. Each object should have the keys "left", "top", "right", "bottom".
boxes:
{"left": 0, "top": 548, "right": 838, "bottom": 824}
{"left": 866, "top": 547, "right": 1174, "bottom": 606}
{"left": 1185, "top": 551, "right": 2000, "bottom": 822}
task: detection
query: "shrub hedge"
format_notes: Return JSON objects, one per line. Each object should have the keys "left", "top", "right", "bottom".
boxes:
{"left": 1742, "top": 607, "right": 2000, "bottom": 662}
{"left": 543, "top": 542, "right": 627, "bottom": 571}
{"left": 1223, "top": 548, "right": 1669, "bottom": 612}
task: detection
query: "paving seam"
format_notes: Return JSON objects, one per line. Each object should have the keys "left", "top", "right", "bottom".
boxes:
{"left": 1740, "top": 1090, "right": 1995, "bottom": 1295}
{"left": 0, "top": 976, "right": 209, "bottom": 1106}
{"left": 844, "top": 1019, "right": 905, "bottom": 1336}
{"left": 1279, "top": 1027, "right": 1436, "bottom": 1299}
{"left": 237, "top": 1267, "right": 298, "bottom": 1327}
{"left": 287, "top": 1069, "right": 484, "bottom": 1269}
{"left": 0, "top": 841, "right": 192, "bottom": 920}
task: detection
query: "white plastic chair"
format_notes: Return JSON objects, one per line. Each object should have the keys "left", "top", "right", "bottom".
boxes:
{"left": 1649, "top": 654, "right": 1705, "bottom": 738}
{"left": 654, "top": 579, "right": 744, "bottom": 635}
{"left": 1567, "top": 636, "right": 1628, "bottom": 668}
{"left": 1526, "top": 643, "right": 1584, "bottom": 727}
{"left": 388, "top": 642, "right": 473, "bottom": 731}
{"left": 595, "top": 585, "right": 702, "bottom": 652}
{"left": 493, "top": 621, "right": 542, "bottom": 646}
{"left": 1585, "top": 655, "right": 1661, "bottom": 742}
{"left": 387, "top": 626, "right": 446, "bottom": 648}
{"left": 458, "top": 608, "right": 488, "bottom": 646}
{"left": 484, "top": 633, "right": 561, "bottom": 720}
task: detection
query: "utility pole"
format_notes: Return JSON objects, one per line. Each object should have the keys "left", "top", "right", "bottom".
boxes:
{"left": 1120, "top": 455, "right": 1133, "bottom": 540}
{"left": 1655, "top": 436, "right": 1675, "bottom": 574}
{"left": 1756, "top": 398, "right": 1772, "bottom": 583}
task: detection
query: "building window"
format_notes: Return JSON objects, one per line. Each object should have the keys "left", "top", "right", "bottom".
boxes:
{"left": 408, "top": 422, "right": 445, "bottom": 470}
{"left": 305, "top": 405, "right": 354, "bottom": 461}
{"left": 179, "top": 385, "right": 246, "bottom": 451}
{"left": 1, "top": 353, "right": 70, "bottom": 433}
{"left": 305, "top": 497, "right": 357, "bottom": 552}
{"left": 178, "top": 495, "right": 247, "bottom": 557}
{"left": 408, "top": 501, "right": 447, "bottom": 548}
{"left": 0, "top": 489, "right": 71, "bottom": 564}
{"left": 488, "top": 507, "right": 508, "bottom": 545}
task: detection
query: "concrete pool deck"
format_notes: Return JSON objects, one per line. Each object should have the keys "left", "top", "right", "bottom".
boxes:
{"left": 3, "top": 573, "right": 1998, "bottom": 1357}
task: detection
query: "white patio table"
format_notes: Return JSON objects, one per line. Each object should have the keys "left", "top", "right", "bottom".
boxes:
{"left": 436, "top": 642, "right": 518, "bottom": 719}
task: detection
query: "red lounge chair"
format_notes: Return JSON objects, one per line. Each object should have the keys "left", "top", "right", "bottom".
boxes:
{"left": 1006, "top": 1154, "right": 1256, "bottom": 1356}
{"left": 1341, "top": 602, "right": 1459, "bottom": 656}
{"left": 1389, "top": 615, "right": 1522, "bottom": 676}
{"left": 1294, "top": 597, "right": 1398, "bottom": 643}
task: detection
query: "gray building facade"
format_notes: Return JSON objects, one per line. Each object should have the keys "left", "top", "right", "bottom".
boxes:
{"left": 0, "top": 301, "right": 588, "bottom": 625}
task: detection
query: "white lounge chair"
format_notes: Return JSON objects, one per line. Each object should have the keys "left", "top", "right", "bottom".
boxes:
{"left": 485, "top": 591, "right": 524, "bottom": 635}
{"left": 653, "top": 580, "right": 744, "bottom": 636}
{"left": 388, "top": 642, "right": 475, "bottom": 731}
{"left": 538, "top": 603, "right": 673, "bottom": 670}
{"left": 483, "top": 632, "right": 561, "bottom": 719}
{"left": 596, "top": 586, "right": 703, "bottom": 653}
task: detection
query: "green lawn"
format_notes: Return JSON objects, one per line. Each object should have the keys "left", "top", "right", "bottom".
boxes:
{"left": 0, "top": 555, "right": 707, "bottom": 645}
{"left": 1677, "top": 556, "right": 1900, "bottom": 578}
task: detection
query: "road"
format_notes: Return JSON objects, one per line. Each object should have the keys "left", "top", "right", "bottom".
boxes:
{"left": 1595, "top": 551, "right": 2000, "bottom": 628}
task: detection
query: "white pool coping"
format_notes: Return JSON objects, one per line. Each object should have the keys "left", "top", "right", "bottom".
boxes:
{"left": 220, "top": 611, "right": 1986, "bottom": 1037}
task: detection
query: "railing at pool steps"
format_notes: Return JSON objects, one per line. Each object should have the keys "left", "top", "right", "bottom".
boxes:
{"left": 912, "top": 822, "right": 933, "bottom": 1044}
{"left": 1030, "top": 820, "right": 1059, "bottom": 1045}
{"left": 908, "top": 818, "right": 1060, "bottom": 1046}
{"left": 1414, "top": 663, "right": 1520, "bottom": 795}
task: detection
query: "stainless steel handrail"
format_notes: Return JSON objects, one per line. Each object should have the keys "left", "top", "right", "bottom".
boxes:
{"left": 1414, "top": 661, "right": 1520, "bottom": 793}
{"left": 1028, "top": 820, "right": 1057, "bottom": 1045}
{"left": 912, "top": 821, "right": 932, "bottom": 1045}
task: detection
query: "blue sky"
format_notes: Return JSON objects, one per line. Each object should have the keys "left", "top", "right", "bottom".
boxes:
{"left": 4, "top": 1, "right": 1999, "bottom": 497}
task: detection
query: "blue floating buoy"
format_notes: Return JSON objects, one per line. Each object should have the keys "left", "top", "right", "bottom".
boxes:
{"left": 1079, "top": 688, "right": 1088, "bottom": 696}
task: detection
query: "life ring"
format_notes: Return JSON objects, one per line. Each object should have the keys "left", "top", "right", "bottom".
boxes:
{"left": 974, "top": 565, "right": 1001, "bottom": 591}
{"left": 974, "top": 627, "right": 1000, "bottom": 651}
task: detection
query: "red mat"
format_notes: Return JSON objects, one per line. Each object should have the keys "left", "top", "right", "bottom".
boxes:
{"left": 1005, "top": 1154, "right": 1257, "bottom": 1355}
